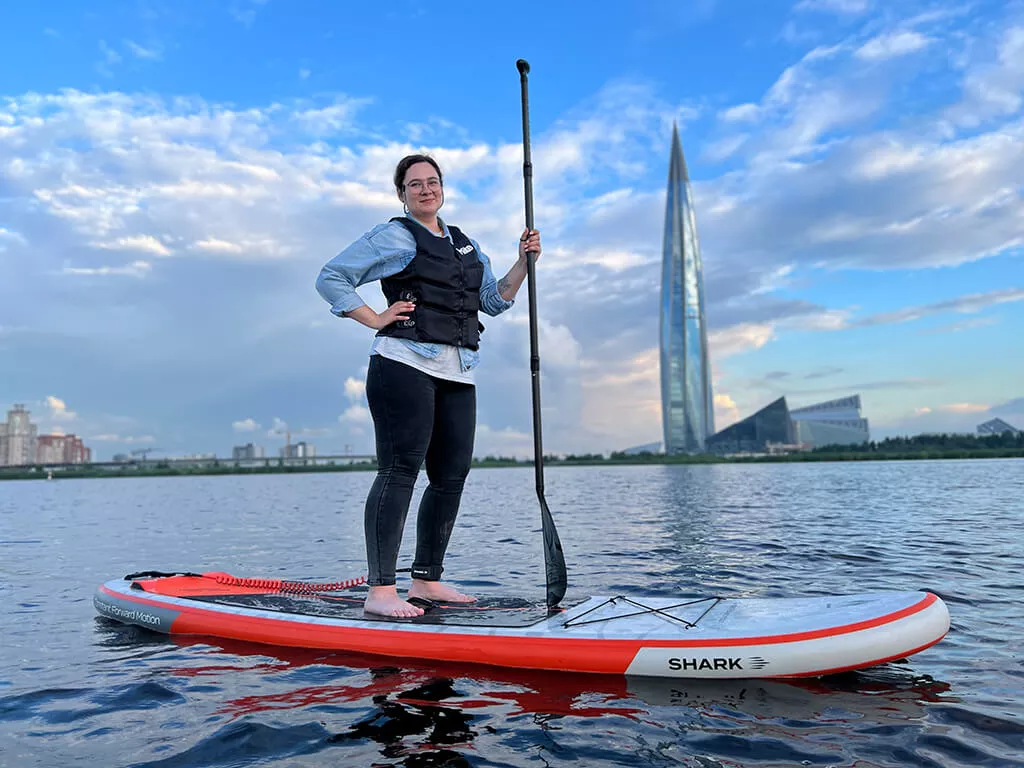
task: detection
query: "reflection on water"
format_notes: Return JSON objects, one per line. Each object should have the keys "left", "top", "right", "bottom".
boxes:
{"left": 89, "top": 621, "right": 966, "bottom": 768}
{"left": 2, "top": 461, "right": 1023, "bottom": 767}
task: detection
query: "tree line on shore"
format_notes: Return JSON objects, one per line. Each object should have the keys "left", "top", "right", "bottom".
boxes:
{"left": 1, "top": 431, "right": 1021, "bottom": 481}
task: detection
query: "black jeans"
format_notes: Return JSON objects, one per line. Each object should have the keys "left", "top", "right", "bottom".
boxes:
{"left": 364, "top": 354, "right": 476, "bottom": 586}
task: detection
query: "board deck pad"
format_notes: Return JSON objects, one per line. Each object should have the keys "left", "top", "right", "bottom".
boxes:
{"left": 187, "top": 591, "right": 586, "bottom": 628}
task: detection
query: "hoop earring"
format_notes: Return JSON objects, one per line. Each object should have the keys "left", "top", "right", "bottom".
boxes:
{"left": 403, "top": 202, "right": 410, "bottom": 215}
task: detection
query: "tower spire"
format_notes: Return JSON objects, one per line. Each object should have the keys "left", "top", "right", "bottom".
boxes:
{"left": 660, "top": 125, "right": 714, "bottom": 454}
{"left": 670, "top": 121, "right": 690, "bottom": 182}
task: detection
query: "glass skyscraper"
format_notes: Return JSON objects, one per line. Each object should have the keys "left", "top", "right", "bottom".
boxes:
{"left": 660, "top": 124, "right": 714, "bottom": 454}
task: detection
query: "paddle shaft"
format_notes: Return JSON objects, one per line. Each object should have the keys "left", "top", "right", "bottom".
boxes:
{"left": 517, "top": 60, "right": 544, "bottom": 491}
{"left": 517, "top": 59, "right": 567, "bottom": 608}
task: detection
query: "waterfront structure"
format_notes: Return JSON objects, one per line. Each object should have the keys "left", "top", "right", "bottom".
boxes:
{"left": 36, "top": 434, "right": 91, "bottom": 464}
{"left": 0, "top": 404, "right": 92, "bottom": 466}
{"left": 232, "top": 443, "right": 266, "bottom": 460}
{"left": 705, "top": 397, "right": 796, "bottom": 454}
{"left": 281, "top": 441, "right": 316, "bottom": 459}
{"left": 660, "top": 123, "right": 714, "bottom": 454}
{"left": 0, "top": 404, "right": 38, "bottom": 466}
{"left": 791, "top": 395, "right": 870, "bottom": 448}
{"left": 977, "top": 417, "right": 1020, "bottom": 436}
{"left": 705, "top": 394, "right": 870, "bottom": 454}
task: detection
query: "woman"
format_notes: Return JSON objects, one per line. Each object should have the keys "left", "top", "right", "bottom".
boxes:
{"left": 316, "top": 154, "right": 541, "bottom": 618}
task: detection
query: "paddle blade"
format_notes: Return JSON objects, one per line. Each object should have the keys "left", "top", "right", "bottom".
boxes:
{"left": 540, "top": 495, "right": 567, "bottom": 607}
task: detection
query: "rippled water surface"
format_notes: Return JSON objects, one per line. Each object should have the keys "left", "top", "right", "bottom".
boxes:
{"left": 1, "top": 460, "right": 1022, "bottom": 766}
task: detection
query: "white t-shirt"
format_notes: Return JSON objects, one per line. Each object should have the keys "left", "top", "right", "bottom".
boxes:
{"left": 373, "top": 336, "right": 474, "bottom": 385}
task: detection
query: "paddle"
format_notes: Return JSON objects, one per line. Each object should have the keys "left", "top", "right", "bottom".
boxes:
{"left": 516, "top": 59, "right": 567, "bottom": 609}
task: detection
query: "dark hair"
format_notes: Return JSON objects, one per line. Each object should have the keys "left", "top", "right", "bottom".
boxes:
{"left": 394, "top": 154, "right": 443, "bottom": 193}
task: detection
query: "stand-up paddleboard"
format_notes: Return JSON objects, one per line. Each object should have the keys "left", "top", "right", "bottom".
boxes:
{"left": 94, "top": 571, "right": 949, "bottom": 679}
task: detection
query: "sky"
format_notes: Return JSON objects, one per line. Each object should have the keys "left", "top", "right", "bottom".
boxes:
{"left": 1, "top": 0, "right": 1022, "bottom": 461}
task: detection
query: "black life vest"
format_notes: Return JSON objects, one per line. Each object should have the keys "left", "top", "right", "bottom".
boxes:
{"left": 377, "top": 217, "right": 485, "bottom": 350}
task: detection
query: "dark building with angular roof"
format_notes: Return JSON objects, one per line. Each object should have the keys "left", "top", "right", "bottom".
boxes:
{"left": 705, "top": 397, "right": 796, "bottom": 454}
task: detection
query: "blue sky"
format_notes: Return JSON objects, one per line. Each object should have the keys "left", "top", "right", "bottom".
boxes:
{"left": 1, "top": 0, "right": 1022, "bottom": 460}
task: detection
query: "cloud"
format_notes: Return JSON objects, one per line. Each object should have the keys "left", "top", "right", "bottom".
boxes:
{"left": 794, "top": 0, "right": 870, "bottom": 13}
{"left": 96, "top": 40, "right": 122, "bottom": 76}
{"left": 804, "top": 366, "right": 844, "bottom": 379}
{"left": 699, "top": 15, "right": 1024, "bottom": 273}
{"left": 230, "top": 0, "right": 270, "bottom": 27}
{"left": 948, "top": 26, "right": 1024, "bottom": 126}
{"left": 45, "top": 396, "right": 77, "bottom": 421}
{"left": 90, "top": 433, "right": 155, "bottom": 443}
{"left": 718, "top": 103, "right": 760, "bottom": 123}
{"left": 290, "top": 99, "right": 372, "bottom": 136}
{"left": 473, "top": 423, "right": 534, "bottom": 458}
{"left": 337, "top": 376, "right": 370, "bottom": 424}
{"left": 882, "top": 396, "right": 1024, "bottom": 438}
{"left": 338, "top": 405, "right": 371, "bottom": 424}
{"left": 856, "top": 31, "right": 932, "bottom": 61}
{"left": 854, "top": 288, "right": 1024, "bottom": 327}
{"left": 191, "top": 238, "right": 244, "bottom": 255}
{"left": 801, "top": 378, "right": 941, "bottom": 395}
{"left": 876, "top": 398, "right": 1020, "bottom": 438}
{"left": 703, "top": 134, "right": 749, "bottom": 161}
{"left": 189, "top": 237, "right": 289, "bottom": 258}
{"left": 0, "top": 227, "right": 26, "bottom": 251}
{"left": 343, "top": 377, "right": 365, "bottom": 401}
{"left": 124, "top": 40, "right": 163, "bottom": 61}
{"left": 708, "top": 323, "right": 776, "bottom": 358}
{"left": 91, "top": 235, "right": 171, "bottom": 257}
{"left": 573, "top": 247, "right": 651, "bottom": 272}
{"left": 713, "top": 392, "right": 741, "bottom": 428}
{"left": 937, "top": 402, "right": 990, "bottom": 414}
{"left": 61, "top": 260, "right": 152, "bottom": 278}
{"left": 917, "top": 317, "right": 999, "bottom": 335}
{"left": 991, "top": 397, "right": 1024, "bottom": 416}
{"left": 233, "top": 418, "right": 260, "bottom": 432}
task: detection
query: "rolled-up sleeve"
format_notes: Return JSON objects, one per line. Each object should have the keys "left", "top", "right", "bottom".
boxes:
{"left": 475, "top": 239, "right": 515, "bottom": 316}
{"left": 316, "top": 227, "right": 388, "bottom": 317}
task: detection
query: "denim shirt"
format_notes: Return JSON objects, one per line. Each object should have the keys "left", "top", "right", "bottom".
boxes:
{"left": 315, "top": 217, "right": 515, "bottom": 372}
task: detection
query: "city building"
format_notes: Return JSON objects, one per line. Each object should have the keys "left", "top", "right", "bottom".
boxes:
{"left": 660, "top": 123, "right": 714, "bottom": 454}
{"left": 705, "top": 394, "right": 870, "bottom": 454}
{"left": 0, "top": 404, "right": 92, "bottom": 466}
{"left": 36, "top": 433, "right": 92, "bottom": 464}
{"left": 791, "top": 395, "right": 870, "bottom": 449}
{"left": 232, "top": 443, "right": 266, "bottom": 460}
{"left": 621, "top": 441, "right": 663, "bottom": 455}
{"left": 281, "top": 441, "right": 316, "bottom": 459}
{"left": 977, "top": 417, "right": 1020, "bottom": 436}
{"left": 0, "top": 404, "right": 38, "bottom": 466}
{"left": 705, "top": 397, "right": 796, "bottom": 454}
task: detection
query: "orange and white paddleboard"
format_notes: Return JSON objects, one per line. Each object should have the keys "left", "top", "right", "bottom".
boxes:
{"left": 95, "top": 571, "right": 949, "bottom": 679}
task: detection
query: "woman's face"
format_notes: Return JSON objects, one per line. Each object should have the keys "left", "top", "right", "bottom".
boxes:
{"left": 400, "top": 161, "right": 443, "bottom": 219}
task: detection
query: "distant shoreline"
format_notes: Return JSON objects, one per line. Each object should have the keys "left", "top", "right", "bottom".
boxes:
{"left": 1, "top": 448, "right": 1021, "bottom": 481}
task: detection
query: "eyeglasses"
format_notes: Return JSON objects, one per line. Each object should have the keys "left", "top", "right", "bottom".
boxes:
{"left": 405, "top": 178, "right": 442, "bottom": 192}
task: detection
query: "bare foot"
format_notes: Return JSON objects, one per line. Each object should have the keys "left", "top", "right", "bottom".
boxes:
{"left": 408, "top": 579, "right": 477, "bottom": 604}
{"left": 364, "top": 585, "right": 424, "bottom": 618}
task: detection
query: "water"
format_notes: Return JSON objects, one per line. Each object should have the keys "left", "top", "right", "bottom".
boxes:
{"left": 1, "top": 460, "right": 1022, "bottom": 767}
